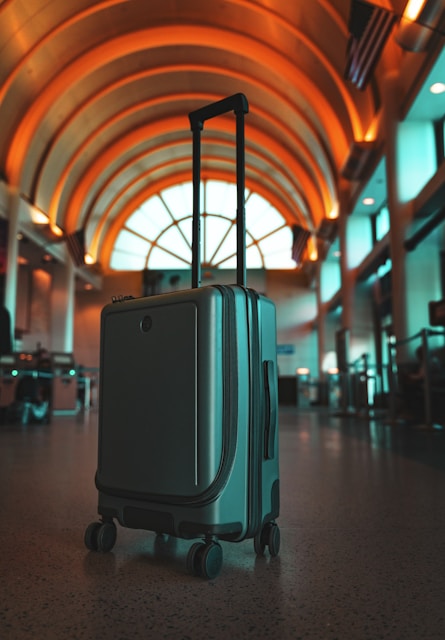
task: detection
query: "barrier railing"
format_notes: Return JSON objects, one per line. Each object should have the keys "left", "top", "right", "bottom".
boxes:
{"left": 387, "top": 328, "right": 445, "bottom": 429}
{"left": 334, "top": 355, "right": 389, "bottom": 418}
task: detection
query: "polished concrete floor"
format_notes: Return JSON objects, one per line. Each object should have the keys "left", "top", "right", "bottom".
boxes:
{"left": 1, "top": 406, "right": 445, "bottom": 639}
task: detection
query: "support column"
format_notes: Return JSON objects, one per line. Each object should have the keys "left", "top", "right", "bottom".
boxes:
{"left": 383, "top": 71, "right": 410, "bottom": 358}
{"left": 338, "top": 212, "right": 354, "bottom": 337}
{"left": 50, "top": 253, "right": 75, "bottom": 353}
{"left": 315, "top": 260, "right": 325, "bottom": 380}
{"left": 4, "top": 187, "right": 20, "bottom": 345}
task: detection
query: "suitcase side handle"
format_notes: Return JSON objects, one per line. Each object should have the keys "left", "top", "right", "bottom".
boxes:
{"left": 189, "top": 94, "right": 249, "bottom": 289}
{"left": 264, "top": 360, "right": 278, "bottom": 459}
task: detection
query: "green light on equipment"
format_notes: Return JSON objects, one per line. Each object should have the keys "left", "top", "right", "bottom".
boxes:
{"left": 11, "top": 369, "right": 18, "bottom": 377}
{"left": 69, "top": 369, "right": 76, "bottom": 376}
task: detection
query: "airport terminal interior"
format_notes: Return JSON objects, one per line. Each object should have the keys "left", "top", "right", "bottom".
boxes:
{"left": 1, "top": 1, "right": 445, "bottom": 638}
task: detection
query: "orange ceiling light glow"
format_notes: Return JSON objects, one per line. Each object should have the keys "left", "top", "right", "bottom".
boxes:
{"left": 0, "top": 0, "right": 127, "bottom": 106}
{"left": 85, "top": 139, "right": 305, "bottom": 236}
{"left": 31, "top": 61, "right": 338, "bottom": 189}
{"left": 307, "top": 235, "right": 318, "bottom": 262}
{"left": 228, "top": 0, "right": 366, "bottom": 142}
{"left": 61, "top": 115, "right": 327, "bottom": 235}
{"left": 50, "top": 224, "right": 64, "bottom": 238}
{"left": 6, "top": 24, "right": 350, "bottom": 187}
{"left": 1, "top": 0, "right": 417, "bottom": 274}
{"left": 403, "top": 0, "right": 428, "bottom": 21}
{"left": 30, "top": 209, "right": 50, "bottom": 225}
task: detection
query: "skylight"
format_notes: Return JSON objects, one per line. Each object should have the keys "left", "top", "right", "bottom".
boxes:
{"left": 110, "top": 180, "right": 295, "bottom": 271}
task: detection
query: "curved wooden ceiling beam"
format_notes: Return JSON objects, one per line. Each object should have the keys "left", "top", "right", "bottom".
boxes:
{"left": 83, "top": 136, "right": 310, "bottom": 237}
{"left": 227, "top": 0, "right": 367, "bottom": 137}
{"left": 30, "top": 64, "right": 334, "bottom": 210}
{"left": 59, "top": 112, "right": 327, "bottom": 236}
{"left": 5, "top": 24, "right": 352, "bottom": 188}
{"left": 54, "top": 91, "right": 332, "bottom": 232}
{"left": 86, "top": 137, "right": 310, "bottom": 248}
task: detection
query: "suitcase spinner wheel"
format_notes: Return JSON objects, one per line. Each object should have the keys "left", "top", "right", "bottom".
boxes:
{"left": 186, "top": 539, "right": 223, "bottom": 579}
{"left": 254, "top": 521, "right": 281, "bottom": 557}
{"left": 85, "top": 520, "right": 117, "bottom": 553}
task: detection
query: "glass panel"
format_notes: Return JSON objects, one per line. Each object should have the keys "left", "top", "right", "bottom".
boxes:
{"left": 148, "top": 246, "right": 191, "bottom": 269}
{"left": 259, "top": 227, "right": 295, "bottom": 268}
{"left": 177, "top": 217, "right": 192, "bottom": 249}
{"left": 157, "top": 225, "right": 191, "bottom": 262}
{"left": 205, "top": 216, "right": 232, "bottom": 264}
{"left": 127, "top": 195, "right": 172, "bottom": 237}
{"left": 376, "top": 206, "right": 390, "bottom": 241}
{"left": 246, "top": 243, "right": 264, "bottom": 268}
{"left": 114, "top": 229, "right": 151, "bottom": 255}
{"left": 246, "top": 193, "right": 284, "bottom": 236}
{"left": 161, "top": 183, "right": 194, "bottom": 219}
{"left": 263, "top": 252, "right": 296, "bottom": 269}
{"left": 205, "top": 180, "right": 237, "bottom": 214}
{"left": 110, "top": 249, "right": 146, "bottom": 271}
{"left": 114, "top": 181, "right": 293, "bottom": 270}
{"left": 212, "top": 223, "right": 237, "bottom": 266}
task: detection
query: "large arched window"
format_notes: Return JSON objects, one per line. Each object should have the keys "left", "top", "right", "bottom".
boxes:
{"left": 110, "top": 180, "right": 295, "bottom": 270}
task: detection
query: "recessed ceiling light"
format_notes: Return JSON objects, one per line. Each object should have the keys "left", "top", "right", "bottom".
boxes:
{"left": 430, "top": 82, "right": 445, "bottom": 95}
{"left": 362, "top": 197, "right": 375, "bottom": 206}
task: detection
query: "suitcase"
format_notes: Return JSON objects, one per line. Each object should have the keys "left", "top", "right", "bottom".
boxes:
{"left": 85, "top": 93, "right": 280, "bottom": 579}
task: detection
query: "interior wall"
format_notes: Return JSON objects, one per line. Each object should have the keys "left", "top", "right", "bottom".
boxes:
{"left": 18, "top": 268, "right": 52, "bottom": 353}
{"left": 266, "top": 270, "right": 317, "bottom": 376}
{"left": 404, "top": 222, "right": 445, "bottom": 357}
{"left": 350, "top": 279, "right": 377, "bottom": 365}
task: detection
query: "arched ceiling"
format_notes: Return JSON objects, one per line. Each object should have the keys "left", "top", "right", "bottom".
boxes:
{"left": 0, "top": 0, "right": 440, "bottom": 273}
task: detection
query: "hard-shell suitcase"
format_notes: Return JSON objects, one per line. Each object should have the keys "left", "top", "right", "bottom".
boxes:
{"left": 85, "top": 93, "right": 280, "bottom": 578}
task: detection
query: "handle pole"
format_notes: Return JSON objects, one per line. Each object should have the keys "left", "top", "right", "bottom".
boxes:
{"left": 236, "top": 110, "right": 246, "bottom": 287}
{"left": 191, "top": 124, "right": 202, "bottom": 289}
{"left": 189, "top": 94, "right": 249, "bottom": 289}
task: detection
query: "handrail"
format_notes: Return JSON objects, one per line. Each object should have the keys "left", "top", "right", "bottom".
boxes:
{"left": 387, "top": 327, "right": 445, "bottom": 428}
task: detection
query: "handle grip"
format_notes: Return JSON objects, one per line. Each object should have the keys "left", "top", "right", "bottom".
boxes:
{"left": 188, "top": 93, "right": 249, "bottom": 131}
{"left": 189, "top": 94, "right": 249, "bottom": 289}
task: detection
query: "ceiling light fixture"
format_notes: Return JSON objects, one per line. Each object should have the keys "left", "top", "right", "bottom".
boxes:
{"left": 403, "top": 0, "right": 428, "bottom": 21}
{"left": 430, "top": 82, "right": 445, "bottom": 94}
{"left": 396, "top": 0, "right": 443, "bottom": 52}
{"left": 308, "top": 236, "right": 318, "bottom": 262}
{"left": 50, "top": 224, "right": 64, "bottom": 238}
{"left": 31, "top": 210, "right": 49, "bottom": 225}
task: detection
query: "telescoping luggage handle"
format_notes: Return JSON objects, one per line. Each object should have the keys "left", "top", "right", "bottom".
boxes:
{"left": 188, "top": 93, "right": 249, "bottom": 289}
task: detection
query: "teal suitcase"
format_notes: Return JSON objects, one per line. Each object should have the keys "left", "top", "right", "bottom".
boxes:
{"left": 85, "top": 94, "right": 280, "bottom": 578}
